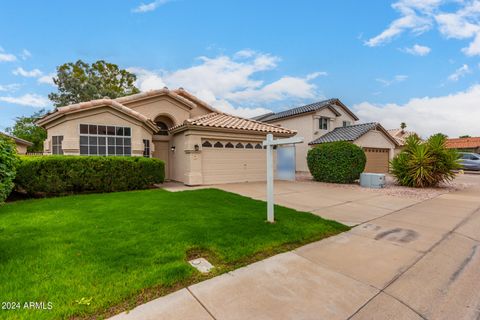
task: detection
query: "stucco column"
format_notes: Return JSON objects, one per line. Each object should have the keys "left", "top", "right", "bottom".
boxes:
{"left": 183, "top": 134, "right": 203, "bottom": 186}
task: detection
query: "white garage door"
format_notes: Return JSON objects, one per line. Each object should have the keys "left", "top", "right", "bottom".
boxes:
{"left": 202, "top": 141, "right": 268, "bottom": 184}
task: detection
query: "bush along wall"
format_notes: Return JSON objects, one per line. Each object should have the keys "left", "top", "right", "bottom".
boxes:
{"left": 0, "top": 136, "right": 18, "bottom": 203}
{"left": 15, "top": 156, "right": 165, "bottom": 196}
{"left": 307, "top": 141, "right": 366, "bottom": 184}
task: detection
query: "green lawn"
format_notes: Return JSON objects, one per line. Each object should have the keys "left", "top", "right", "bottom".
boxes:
{"left": 0, "top": 188, "right": 348, "bottom": 319}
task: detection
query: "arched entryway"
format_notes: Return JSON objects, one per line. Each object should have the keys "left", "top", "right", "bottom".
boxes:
{"left": 153, "top": 115, "right": 175, "bottom": 179}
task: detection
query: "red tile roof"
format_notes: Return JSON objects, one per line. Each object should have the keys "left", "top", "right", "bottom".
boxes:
{"left": 170, "top": 112, "right": 296, "bottom": 136}
{"left": 446, "top": 137, "right": 480, "bottom": 149}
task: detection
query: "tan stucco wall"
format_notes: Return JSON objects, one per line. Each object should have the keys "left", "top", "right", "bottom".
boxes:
{"left": 43, "top": 107, "right": 154, "bottom": 156}
{"left": 121, "top": 95, "right": 211, "bottom": 125}
{"left": 354, "top": 130, "right": 396, "bottom": 160}
{"left": 15, "top": 143, "right": 28, "bottom": 155}
{"left": 271, "top": 105, "right": 357, "bottom": 172}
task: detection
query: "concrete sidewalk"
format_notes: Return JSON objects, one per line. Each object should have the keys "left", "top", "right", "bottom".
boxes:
{"left": 111, "top": 180, "right": 480, "bottom": 320}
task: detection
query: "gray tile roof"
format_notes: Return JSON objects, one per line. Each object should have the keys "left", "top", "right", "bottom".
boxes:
{"left": 256, "top": 99, "right": 337, "bottom": 122}
{"left": 253, "top": 98, "right": 359, "bottom": 122}
{"left": 309, "top": 122, "right": 379, "bottom": 145}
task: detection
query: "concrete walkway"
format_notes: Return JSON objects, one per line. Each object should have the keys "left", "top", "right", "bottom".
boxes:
{"left": 111, "top": 177, "right": 480, "bottom": 320}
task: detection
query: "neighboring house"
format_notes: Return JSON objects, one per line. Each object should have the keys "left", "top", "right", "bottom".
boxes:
{"left": 254, "top": 99, "right": 398, "bottom": 173}
{"left": 309, "top": 123, "right": 399, "bottom": 173}
{"left": 0, "top": 131, "right": 33, "bottom": 155}
{"left": 445, "top": 137, "right": 480, "bottom": 153}
{"left": 387, "top": 128, "right": 417, "bottom": 155}
{"left": 37, "top": 88, "right": 295, "bottom": 186}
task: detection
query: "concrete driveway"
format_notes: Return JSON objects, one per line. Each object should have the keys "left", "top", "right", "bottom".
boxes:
{"left": 112, "top": 174, "right": 480, "bottom": 320}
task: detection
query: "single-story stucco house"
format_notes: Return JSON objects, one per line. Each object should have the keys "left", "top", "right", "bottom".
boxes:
{"left": 387, "top": 128, "right": 417, "bottom": 155}
{"left": 253, "top": 100, "right": 399, "bottom": 173}
{"left": 37, "top": 88, "right": 295, "bottom": 186}
{"left": 446, "top": 137, "right": 480, "bottom": 153}
{"left": 0, "top": 131, "right": 33, "bottom": 155}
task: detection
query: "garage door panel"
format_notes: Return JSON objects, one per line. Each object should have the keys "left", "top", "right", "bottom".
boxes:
{"left": 202, "top": 148, "right": 271, "bottom": 184}
{"left": 363, "top": 148, "right": 389, "bottom": 173}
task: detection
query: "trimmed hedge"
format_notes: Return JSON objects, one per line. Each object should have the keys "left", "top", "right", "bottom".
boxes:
{"left": 307, "top": 141, "right": 366, "bottom": 184}
{"left": 0, "top": 136, "right": 18, "bottom": 203}
{"left": 15, "top": 156, "right": 165, "bottom": 196}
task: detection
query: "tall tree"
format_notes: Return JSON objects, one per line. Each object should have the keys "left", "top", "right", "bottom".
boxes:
{"left": 5, "top": 109, "right": 48, "bottom": 152}
{"left": 48, "top": 60, "right": 140, "bottom": 108}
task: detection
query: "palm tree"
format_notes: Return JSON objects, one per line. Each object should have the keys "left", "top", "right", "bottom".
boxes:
{"left": 400, "top": 122, "right": 407, "bottom": 133}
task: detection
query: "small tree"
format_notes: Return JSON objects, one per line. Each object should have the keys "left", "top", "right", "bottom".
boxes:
{"left": 49, "top": 60, "right": 140, "bottom": 108}
{"left": 0, "top": 136, "right": 18, "bottom": 203}
{"left": 400, "top": 122, "right": 407, "bottom": 133}
{"left": 307, "top": 141, "right": 366, "bottom": 184}
{"left": 5, "top": 109, "right": 47, "bottom": 152}
{"left": 391, "top": 134, "right": 459, "bottom": 188}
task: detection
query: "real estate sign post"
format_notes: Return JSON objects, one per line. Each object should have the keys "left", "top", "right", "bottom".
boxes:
{"left": 263, "top": 133, "right": 304, "bottom": 223}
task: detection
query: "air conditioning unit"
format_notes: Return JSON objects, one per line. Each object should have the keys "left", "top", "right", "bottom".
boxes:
{"left": 360, "top": 173, "right": 386, "bottom": 189}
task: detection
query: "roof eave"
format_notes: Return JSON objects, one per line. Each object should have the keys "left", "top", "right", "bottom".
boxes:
{"left": 169, "top": 123, "right": 295, "bottom": 137}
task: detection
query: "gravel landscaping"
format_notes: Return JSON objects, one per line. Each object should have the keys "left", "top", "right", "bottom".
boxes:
{"left": 296, "top": 172, "right": 478, "bottom": 200}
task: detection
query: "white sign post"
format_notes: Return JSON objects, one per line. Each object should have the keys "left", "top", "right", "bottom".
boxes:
{"left": 263, "top": 134, "right": 304, "bottom": 223}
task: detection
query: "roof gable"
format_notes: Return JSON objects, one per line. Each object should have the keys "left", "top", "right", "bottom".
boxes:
{"left": 37, "top": 99, "right": 158, "bottom": 132}
{"left": 257, "top": 98, "right": 359, "bottom": 122}
{"left": 309, "top": 122, "right": 399, "bottom": 146}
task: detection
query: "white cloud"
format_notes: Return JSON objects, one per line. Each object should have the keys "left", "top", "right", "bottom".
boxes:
{"left": 376, "top": 74, "right": 408, "bottom": 87}
{"left": 0, "top": 47, "right": 16, "bottom": 62}
{"left": 0, "top": 93, "right": 49, "bottom": 108}
{"left": 0, "top": 83, "right": 20, "bottom": 92}
{"left": 20, "top": 49, "right": 32, "bottom": 60}
{"left": 12, "top": 67, "right": 43, "bottom": 78}
{"left": 37, "top": 73, "right": 56, "bottom": 86}
{"left": 366, "top": 0, "right": 480, "bottom": 56}
{"left": 403, "top": 44, "right": 431, "bottom": 55}
{"left": 353, "top": 84, "right": 480, "bottom": 137}
{"left": 448, "top": 64, "right": 470, "bottom": 81}
{"left": 132, "top": 0, "right": 171, "bottom": 13}
{"left": 130, "top": 50, "right": 324, "bottom": 117}
{"left": 365, "top": 0, "right": 439, "bottom": 47}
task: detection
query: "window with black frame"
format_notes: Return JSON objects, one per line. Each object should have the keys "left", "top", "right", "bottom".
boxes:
{"left": 79, "top": 124, "right": 131, "bottom": 156}
{"left": 143, "top": 139, "right": 150, "bottom": 157}
{"left": 52, "top": 136, "right": 64, "bottom": 154}
{"left": 319, "top": 117, "right": 329, "bottom": 130}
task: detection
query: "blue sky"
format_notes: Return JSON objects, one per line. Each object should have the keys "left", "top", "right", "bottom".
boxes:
{"left": 0, "top": 0, "right": 479, "bottom": 136}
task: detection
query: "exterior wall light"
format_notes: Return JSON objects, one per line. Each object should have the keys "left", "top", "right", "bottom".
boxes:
{"left": 171, "top": 146, "right": 176, "bottom": 152}
{"left": 194, "top": 144, "right": 199, "bottom": 151}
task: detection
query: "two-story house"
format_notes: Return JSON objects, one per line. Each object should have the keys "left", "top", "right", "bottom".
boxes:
{"left": 254, "top": 99, "right": 398, "bottom": 173}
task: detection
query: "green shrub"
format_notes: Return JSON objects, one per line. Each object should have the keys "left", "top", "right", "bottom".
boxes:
{"left": 391, "top": 134, "right": 459, "bottom": 188}
{"left": 307, "top": 141, "right": 366, "bottom": 183}
{"left": 15, "top": 156, "right": 165, "bottom": 196}
{"left": 0, "top": 136, "right": 18, "bottom": 203}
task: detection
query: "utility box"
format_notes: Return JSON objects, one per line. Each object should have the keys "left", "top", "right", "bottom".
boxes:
{"left": 360, "top": 173, "right": 386, "bottom": 189}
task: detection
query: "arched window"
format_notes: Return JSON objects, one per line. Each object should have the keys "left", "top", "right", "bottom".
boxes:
{"left": 156, "top": 121, "right": 169, "bottom": 136}
{"left": 225, "top": 142, "right": 234, "bottom": 148}
{"left": 235, "top": 143, "right": 244, "bottom": 148}
{"left": 202, "top": 141, "right": 212, "bottom": 147}
{"left": 245, "top": 143, "right": 253, "bottom": 149}
{"left": 255, "top": 143, "right": 263, "bottom": 149}
{"left": 214, "top": 142, "right": 224, "bottom": 148}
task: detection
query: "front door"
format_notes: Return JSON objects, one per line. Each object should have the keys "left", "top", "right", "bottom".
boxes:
{"left": 153, "top": 141, "right": 170, "bottom": 179}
